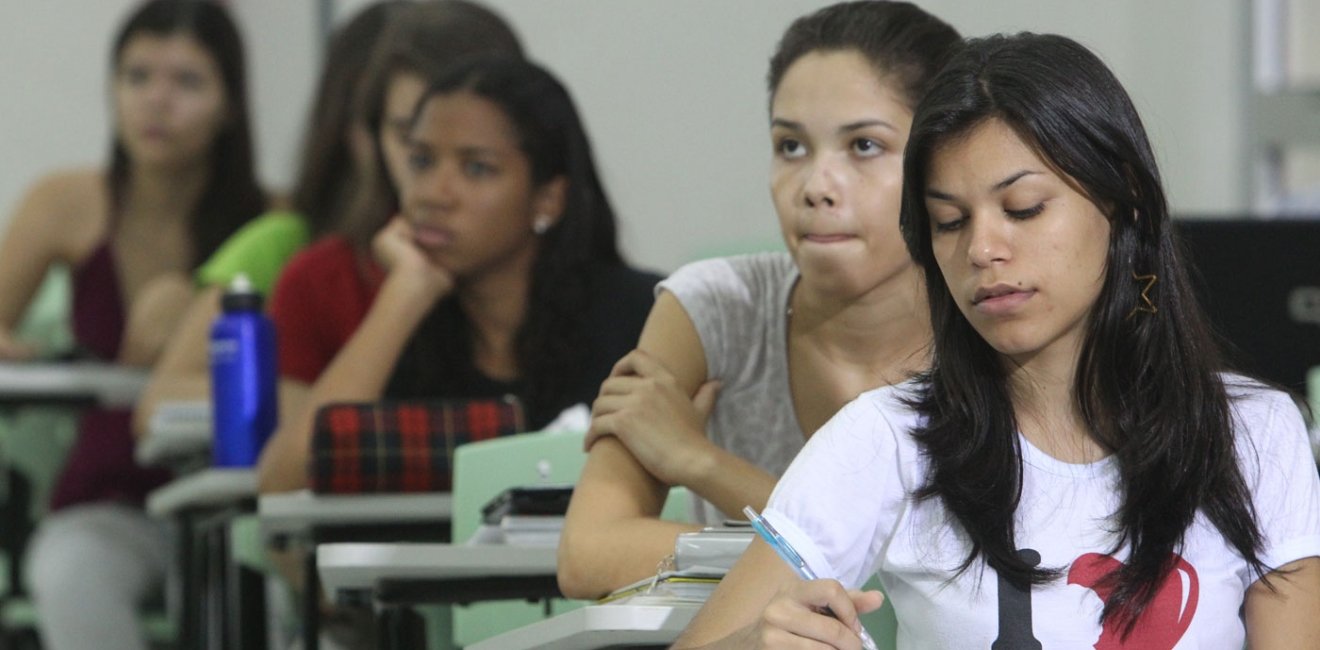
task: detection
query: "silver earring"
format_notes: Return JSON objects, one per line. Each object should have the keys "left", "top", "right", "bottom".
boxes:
{"left": 533, "top": 216, "right": 551, "bottom": 235}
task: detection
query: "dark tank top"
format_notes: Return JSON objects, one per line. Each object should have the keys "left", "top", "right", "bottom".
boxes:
{"left": 49, "top": 242, "right": 171, "bottom": 510}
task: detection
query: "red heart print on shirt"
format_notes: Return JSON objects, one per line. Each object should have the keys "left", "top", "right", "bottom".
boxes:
{"left": 1066, "top": 553, "right": 1199, "bottom": 650}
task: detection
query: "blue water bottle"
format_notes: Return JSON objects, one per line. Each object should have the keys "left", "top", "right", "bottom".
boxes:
{"left": 209, "top": 273, "right": 278, "bottom": 467}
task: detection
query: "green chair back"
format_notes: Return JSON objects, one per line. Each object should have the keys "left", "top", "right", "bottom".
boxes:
{"left": 1, "top": 267, "right": 78, "bottom": 600}
{"left": 443, "top": 429, "right": 689, "bottom": 648}
{"left": 858, "top": 576, "right": 898, "bottom": 650}
{"left": 447, "top": 429, "right": 589, "bottom": 649}
{"left": 15, "top": 265, "right": 73, "bottom": 356}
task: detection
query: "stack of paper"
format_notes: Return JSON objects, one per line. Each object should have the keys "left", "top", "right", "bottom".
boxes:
{"left": 466, "top": 514, "right": 564, "bottom": 547}
{"left": 501, "top": 514, "right": 564, "bottom": 546}
{"left": 598, "top": 526, "right": 756, "bottom": 607}
{"left": 598, "top": 570, "right": 724, "bottom": 606}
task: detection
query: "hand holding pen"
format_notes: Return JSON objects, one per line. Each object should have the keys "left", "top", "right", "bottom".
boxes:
{"left": 744, "top": 506, "right": 883, "bottom": 650}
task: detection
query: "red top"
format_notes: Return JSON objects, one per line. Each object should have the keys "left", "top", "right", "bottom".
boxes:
{"left": 51, "top": 242, "right": 171, "bottom": 511}
{"left": 269, "top": 233, "right": 661, "bottom": 428}
{"left": 269, "top": 235, "right": 382, "bottom": 384}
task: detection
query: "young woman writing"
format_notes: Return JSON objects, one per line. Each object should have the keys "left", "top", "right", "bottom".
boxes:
{"left": 676, "top": 33, "right": 1320, "bottom": 649}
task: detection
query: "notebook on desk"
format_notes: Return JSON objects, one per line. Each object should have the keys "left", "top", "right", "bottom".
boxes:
{"left": 600, "top": 526, "right": 756, "bottom": 606}
{"left": 598, "top": 571, "right": 723, "bottom": 606}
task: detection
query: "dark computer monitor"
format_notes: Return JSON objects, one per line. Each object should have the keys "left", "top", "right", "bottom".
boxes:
{"left": 1174, "top": 218, "right": 1320, "bottom": 392}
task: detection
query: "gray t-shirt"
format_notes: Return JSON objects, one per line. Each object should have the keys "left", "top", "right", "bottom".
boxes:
{"left": 658, "top": 252, "right": 805, "bottom": 523}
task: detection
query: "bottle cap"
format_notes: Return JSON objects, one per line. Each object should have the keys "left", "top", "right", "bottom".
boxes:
{"left": 221, "top": 273, "right": 264, "bottom": 311}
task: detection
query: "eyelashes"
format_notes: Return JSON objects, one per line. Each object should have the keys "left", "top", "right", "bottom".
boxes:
{"left": 930, "top": 202, "right": 1047, "bottom": 233}
{"left": 1006, "top": 203, "right": 1044, "bottom": 220}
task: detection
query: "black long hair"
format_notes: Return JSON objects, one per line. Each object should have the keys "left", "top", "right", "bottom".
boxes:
{"left": 340, "top": 0, "right": 523, "bottom": 249}
{"left": 767, "top": 0, "right": 961, "bottom": 109}
{"left": 288, "top": 1, "right": 403, "bottom": 237}
{"left": 108, "top": 0, "right": 264, "bottom": 264}
{"left": 386, "top": 57, "right": 625, "bottom": 428}
{"left": 898, "top": 33, "right": 1266, "bottom": 632}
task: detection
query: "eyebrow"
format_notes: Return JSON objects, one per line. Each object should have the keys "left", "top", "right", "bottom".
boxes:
{"left": 455, "top": 146, "right": 501, "bottom": 158}
{"left": 407, "top": 139, "right": 503, "bottom": 159}
{"left": 925, "top": 169, "right": 1043, "bottom": 201}
{"left": 770, "top": 118, "right": 898, "bottom": 134}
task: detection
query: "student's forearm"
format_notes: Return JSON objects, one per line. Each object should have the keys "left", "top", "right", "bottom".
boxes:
{"left": 672, "top": 627, "right": 758, "bottom": 650}
{"left": 305, "top": 274, "right": 434, "bottom": 403}
{"left": 132, "top": 289, "right": 219, "bottom": 439}
{"left": 558, "top": 515, "right": 702, "bottom": 599}
{"left": 683, "top": 446, "right": 779, "bottom": 520}
{"left": 257, "top": 274, "right": 436, "bottom": 492}
{"left": 133, "top": 374, "right": 209, "bottom": 440}
{"left": 255, "top": 381, "right": 311, "bottom": 492}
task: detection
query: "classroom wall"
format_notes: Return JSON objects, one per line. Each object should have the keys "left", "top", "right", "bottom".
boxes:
{"left": 0, "top": 0, "right": 1252, "bottom": 274}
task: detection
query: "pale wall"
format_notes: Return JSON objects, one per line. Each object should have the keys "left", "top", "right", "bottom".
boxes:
{"left": 0, "top": 0, "right": 1253, "bottom": 274}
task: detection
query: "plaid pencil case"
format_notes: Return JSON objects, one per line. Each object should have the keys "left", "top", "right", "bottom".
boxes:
{"left": 308, "top": 395, "right": 526, "bottom": 493}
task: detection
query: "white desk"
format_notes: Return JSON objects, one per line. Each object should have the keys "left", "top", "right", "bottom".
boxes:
{"left": 0, "top": 361, "right": 148, "bottom": 407}
{"left": 145, "top": 468, "right": 257, "bottom": 517}
{"left": 144, "top": 467, "right": 262, "bottom": 649}
{"left": 467, "top": 603, "right": 701, "bottom": 650}
{"left": 317, "top": 542, "right": 556, "bottom": 598}
{"left": 260, "top": 491, "right": 456, "bottom": 650}
{"left": 258, "top": 490, "right": 453, "bottom": 537}
{"left": 136, "top": 400, "right": 212, "bottom": 467}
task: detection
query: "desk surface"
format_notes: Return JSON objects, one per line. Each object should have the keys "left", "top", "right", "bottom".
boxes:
{"left": 258, "top": 490, "right": 453, "bottom": 536}
{"left": 316, "top": 542, "right": 556, "bottom": 597}
{"left": 0, "top": 361, "right": 148, "bottom": 407}
{"left": 466, "top": 603, "right": 700, "bottom": 650}
{"left": 136, "top": 400, "right": 212, "bottom": 466}
{"left": 146, "top": 467, "right": 257, "bottom": 517}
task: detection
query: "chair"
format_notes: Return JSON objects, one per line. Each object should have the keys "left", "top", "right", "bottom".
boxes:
{"left": 0, "top": 268, "right": 76, "bottom": 648}
{"left": 445, "top": 429, "right": 688, "bottom": 649}
{"left": 858, "top": 576, "right": 898, "bottom": 650}
{"left": 0, "top": 268, "right": 175, "bottom": 649}
{"left": 445, "top": 429, "right": 586, "bottom": 649}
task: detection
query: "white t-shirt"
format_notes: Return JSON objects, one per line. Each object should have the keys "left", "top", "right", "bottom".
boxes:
{"left": 764, "top": 378, "right": 1320, "bottom": 649}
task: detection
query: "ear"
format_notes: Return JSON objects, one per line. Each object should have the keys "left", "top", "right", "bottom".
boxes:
{"left": 531, "top": 175, "right": 568, "bottom": 228}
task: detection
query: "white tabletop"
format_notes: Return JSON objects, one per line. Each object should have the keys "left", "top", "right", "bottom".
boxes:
{"left": 466, "top": 603, "right": 701, "bottom": 650}
{"left": 146, "top": 467, "right": 258, "bottom": 517}
{"left": 258, "top": 490, "right": 453, "bottom": 536}
{"left": 136, "top": 400, "right": 212, "bottom": 466}
{"left": 0, "top": 361, "right": 148, "bottom": 407}
{"left": 316, "top": 542, "right": 557, "bottom": 597}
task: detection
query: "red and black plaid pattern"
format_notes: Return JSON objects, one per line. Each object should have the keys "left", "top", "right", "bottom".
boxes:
{"left": 308, "top": 396, "right": 525, "bottom": 493}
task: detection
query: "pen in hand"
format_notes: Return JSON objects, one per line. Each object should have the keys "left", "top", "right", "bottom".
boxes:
{"left": 743, "top": 506, "right": 880, "bottom": 650}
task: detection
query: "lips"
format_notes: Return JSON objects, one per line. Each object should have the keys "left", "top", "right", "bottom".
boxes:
{"left": 972, "top": 283, "right": 1035, "bottom": 313}
{"left": 801, "top": 233, "right": 855, "bottom": 244}
{"left": 411, "top": 223, "right": 453, "bottom": 249}
{"left": 141, "top": 125, "right": 171, "bottom": 140}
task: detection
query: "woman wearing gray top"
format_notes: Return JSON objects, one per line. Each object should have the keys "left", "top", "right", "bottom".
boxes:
{"left": 558, "top": 1, "right": 960, "bottom": 599}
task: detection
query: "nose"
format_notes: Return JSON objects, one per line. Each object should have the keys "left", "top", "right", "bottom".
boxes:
{"left": 408, "top": 160, "right": 458, "bottom": 214}
{"left": 802, "top": 155, "right": 841, "bottom": 209}
{"left": 966, "top": 215, "right": 1010, "bottom": 268}
{"left": 144, "top": 77, "right": 172, "bottom": 111}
